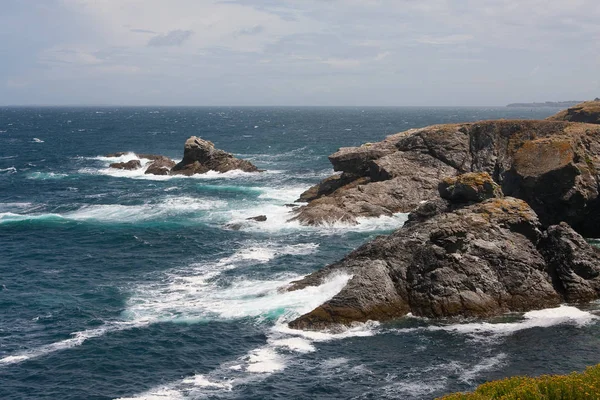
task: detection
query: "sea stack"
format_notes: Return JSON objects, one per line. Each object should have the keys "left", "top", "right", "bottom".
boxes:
{"left": 106, "top": 136, "right": 260, "bottom": 176}
{"left": 170, "top": 136, "right": 260, "bottom": 176}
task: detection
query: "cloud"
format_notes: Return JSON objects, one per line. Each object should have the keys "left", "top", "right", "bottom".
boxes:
{"left": 130, "top": 28, "right": 157, "bottom": 34}
{"left": 147, "top": 30, "right": 194, "bottom": 47}
{"left": 237, "top": 25, "right": 264, "bottom": 35}
{"left": 416, "top": 34, "right": 474, "bottom": 45}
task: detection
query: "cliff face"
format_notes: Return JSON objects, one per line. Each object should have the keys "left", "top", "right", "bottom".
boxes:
{"left": 547, "top": 100, "right": 600, "bottom": 124}
{"left": 287, "top": 174, "right": 600, "bottom": 330}
{"left": 293, "top": 120, "right": 600, "bottom": 237}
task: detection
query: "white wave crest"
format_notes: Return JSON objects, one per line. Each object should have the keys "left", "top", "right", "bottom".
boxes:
{"left": 0, "top": 321, "right": 147, "bottom": 367}
{"left": 0, "top": 197, "right": 227, "bottom": 225}
{"left": 27, "top": 172, "right": 68, "bottom": 180}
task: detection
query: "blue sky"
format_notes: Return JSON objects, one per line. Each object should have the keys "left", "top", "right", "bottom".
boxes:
{"left": 1, "top": 0, "right": 599, "bottom": 106}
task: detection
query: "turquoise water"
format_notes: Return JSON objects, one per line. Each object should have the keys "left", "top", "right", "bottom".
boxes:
{"left": 1, "top": 107, "right": 599, "bottom": 400}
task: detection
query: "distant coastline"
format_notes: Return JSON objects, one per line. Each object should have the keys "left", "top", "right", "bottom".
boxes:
{"left": 506, "top": 101, "right": 582, "bottom": 108}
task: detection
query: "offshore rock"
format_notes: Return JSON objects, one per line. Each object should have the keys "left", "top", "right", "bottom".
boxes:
{"left": 171, "top": 136, "right": 260, "bottom": 176}
{"left": 548, "top": 100, "right": 600, "bottom": 124}
{"left": 287, "top": 196, "right": 600, "bottom": 330}
{"left": 144, "top": 156, "right": 176, "bottom": 175}
{"left": 109, "top": 160, "right": 141, "bottom": 170}
{"left": 294, "top": 120, "right": 600, "bottom": 237}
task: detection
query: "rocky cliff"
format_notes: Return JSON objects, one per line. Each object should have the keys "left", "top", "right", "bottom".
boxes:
{"left": 547, "top": 100, "right": 600, "bottom": 124}
{"left": 293, "top": 120, "right": 600, "bottom": 237}
{"left": 287, "top": 173, "right": 600, "bottom": 330}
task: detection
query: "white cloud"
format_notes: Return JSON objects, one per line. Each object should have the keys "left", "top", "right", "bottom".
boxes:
{"left": 1, "top": 0, "right": 599, "bottom": 105}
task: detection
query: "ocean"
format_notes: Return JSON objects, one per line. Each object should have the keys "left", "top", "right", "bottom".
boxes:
{"left": 1, "top": 106, "right": 599, "bottom": 400}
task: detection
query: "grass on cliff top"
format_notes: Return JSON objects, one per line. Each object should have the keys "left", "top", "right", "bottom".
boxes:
{"left": 437, "top": 364, "right": 600, "bottom": 400}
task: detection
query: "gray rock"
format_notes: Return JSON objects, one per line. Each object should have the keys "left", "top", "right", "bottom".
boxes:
{"left": 145, "top": 156, "right": 176, "bottom": 175}
{"left": 287, "top": 196, "right": 600, "bottom": 330}
{"left": 294, "top": 120, "right": 600, "bottom": 237}
{"left": 109, "top": 160, "right": 141, "bottom": 170}
{"left": 171, "top": 136, "right": 259, "bottom": 176}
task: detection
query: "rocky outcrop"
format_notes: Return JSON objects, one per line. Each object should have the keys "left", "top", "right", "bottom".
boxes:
{"left": 438, "top": 172, "right": 503, "bottom": 203}
{"left": 144, "top": 156, "right": 176, "bottom": 176}
{"left": 109, "top": 160, "right": 141, "bottom": 170}
{"left": 548, "top": 100, "right": 600, "bottom": 124}
{"left": 171, "top": 136, "right": 259, "bottom": 176}
{"left": 106, "top": 137, "right": 260, "bottom": 176}
{"left": 293, "top": 120, "right": 600, "bottom": 237}
{"left": 287, "top": 176, "right": 600, "bottom": 330}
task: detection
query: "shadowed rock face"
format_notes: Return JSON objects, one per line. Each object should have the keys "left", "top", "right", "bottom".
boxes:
{"left": 548, "top": 100, "right": 600, "bottom": 124}
{"left": 286, "top": 178, "right": 600, "bottom": 330}
{"left": 109, "top": 160, "right": 141, "bottom": 170}
{"left": 171, "top": 136, "right": 259, "bottom": 176}
{"left": 144, "top": 156, "right": 176, "bottom": 175}
{"left": 293, "top": 120, "right": 600, "bottom": 237}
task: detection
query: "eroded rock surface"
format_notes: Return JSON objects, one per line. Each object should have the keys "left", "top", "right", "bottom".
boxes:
{"left": 287, "top": 181, "right": 600, "bottom": 330}
{"left": 171, "top": 136, "right": 259, "bottom": 176}
{"left": 294, "top": 120, "right": 600, "bottom": 236}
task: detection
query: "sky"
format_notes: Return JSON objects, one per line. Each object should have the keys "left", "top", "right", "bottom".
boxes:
{"left": 1, "top": 0, "right": 599, "bottom": 106}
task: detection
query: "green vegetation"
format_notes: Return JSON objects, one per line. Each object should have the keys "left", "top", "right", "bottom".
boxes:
{"left": 437, "top": 364, "right": 600, "bottom": 400}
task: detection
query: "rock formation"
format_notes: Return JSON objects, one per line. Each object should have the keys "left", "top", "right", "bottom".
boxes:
{"left": 144, "top": 156, "right": 176, "bottom": 176}
{"left": 170, "top": 136, "right": 259, "bottom": 176}
{"left": 293, "top": 120, "right": 600, "bottom": 237}
{"left": 106, "top": 136, "right": 259, "bottom": 176}
{"left": 109, "top": 160, "right": 142, "bottom": 170}
{"left": 548, "top": 100, "right": 600, "bottom": 124}
{"left": 287, "top": 173, "right": 600, "bottom": 330}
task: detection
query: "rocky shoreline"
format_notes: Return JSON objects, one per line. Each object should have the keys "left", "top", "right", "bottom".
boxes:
{"left": 285, "top": 104, "right": 600, "bottom": 331}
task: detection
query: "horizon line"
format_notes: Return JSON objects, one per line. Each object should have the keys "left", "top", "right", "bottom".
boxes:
{"left": 0, "top": 103, "right": 567, "bottom": 108}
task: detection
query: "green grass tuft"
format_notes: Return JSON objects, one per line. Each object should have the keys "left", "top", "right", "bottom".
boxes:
{"left": 437, "top": 364, "right": 600, "bottom": 400}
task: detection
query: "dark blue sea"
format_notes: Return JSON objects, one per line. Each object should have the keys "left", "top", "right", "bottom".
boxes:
{"left": 2, "top": 107, "right": 600, "bottom": 400}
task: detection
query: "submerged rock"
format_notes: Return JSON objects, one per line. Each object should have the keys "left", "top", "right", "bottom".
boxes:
{"left": 247, "top": 215, "right": 267, "bottom": 222}
{"left": 548, "top": 100, "right": 600, "bottom": 124}
{"left": 109, "top": 160, "right": 141, "bottom": 170}
{"left": 294, "top": 120, "right": 600, "bottom": 237}
{"left": 171, "top": 136, "right": 259, "bottom": 176}
{"left": 286, "top": 188, "right": 600, "bottom": 330}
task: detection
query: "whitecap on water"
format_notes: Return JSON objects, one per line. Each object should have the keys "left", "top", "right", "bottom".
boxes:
{"left": 0, "top": 196, "right": 227, "bottom": 225}
{"left": 27, "top": 172, "right": 68, "bottom": 180}
{"left": 390, "top": 305, "right": 597, "bottom": 342}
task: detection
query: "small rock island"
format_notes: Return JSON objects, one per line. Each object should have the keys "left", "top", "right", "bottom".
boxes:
{"left": 107, "top": 136, "right": 260, "bottom": 176}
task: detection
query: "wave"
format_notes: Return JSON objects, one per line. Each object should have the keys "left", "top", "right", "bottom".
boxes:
{"left": 0, "top": 240, "right": 328, "bottom": 367}
{"left": 0, "top": 167, "right": 17, "bottom": 174}
{"left": 79, "top": 153, "right": 276, "bottom": 182}
{"left": 0, "top": 321, "right": 147, "bottom": 366}
{"left": 0, "top": 197, "right": 227, "bottom": 225}
{"left": 27, "top": 172, "right": 68, "bottom": 180}
{"left": 392, "top": 305, "right": 597, "bottom": 342}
